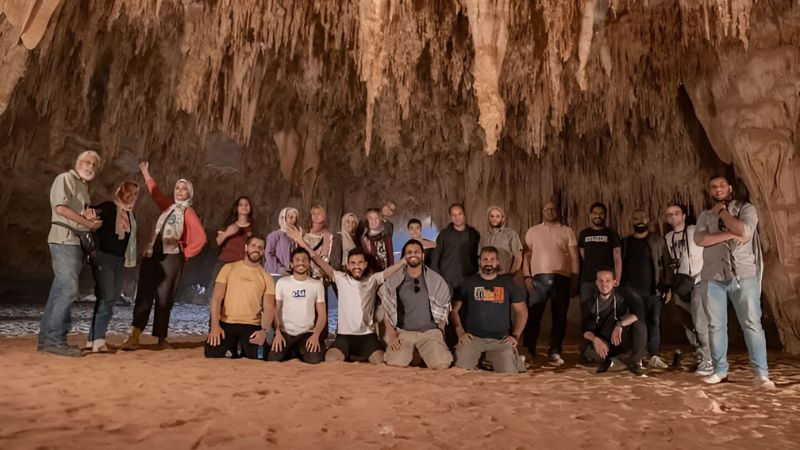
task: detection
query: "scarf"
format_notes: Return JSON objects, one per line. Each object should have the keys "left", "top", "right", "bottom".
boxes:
{"left": 278, "top": 206, "right": 299, "bottom": 233}
{"left": 339, "top": 213, "right": 358, "bottom": 267}
{"left": 114, "top": 199, "right": 138, "bottom": 267}
{"left": 147, "top": 179, "right": 193, "bottom": 256}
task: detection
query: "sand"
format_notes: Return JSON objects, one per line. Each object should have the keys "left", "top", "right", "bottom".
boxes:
{"left": 1, "top": 334, "right": 799, "bottom": 450}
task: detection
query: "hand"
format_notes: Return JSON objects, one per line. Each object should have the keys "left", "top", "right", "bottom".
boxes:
{"left": 501, "top": 335, "right": 519, "bottom": 347}
{"left": 305, "top": 333, "right": 321, "bottom": 353}
{"left": 87, "top": 219, "right": 103, "bottom": 231}
{"left": 207, "top": 324, "right": 225, "bottom": 346}
{"left": 224, "top": 222, "right": 240, "bottom": 236}
{"left": 711, "top": 202, "right": 727, "bottom": 215}
{"left": 249, "top": 329, "right": 266, "bottom": 346}
{"left": 663, "top": 290, "right": 672, "bottom": 304}
{"left": 613, "top": 279, "right": 620, "bottom": 288}
{"left": 285, "top": 226, "right": 305, "bottom": 247}
{"left": 138, "top": 161, "right": 150, "bottom": 177}
{"left": 524, "top": 278, "right": 534, "bottom": 295}
{"left": 593, "top": 336, "right": 609, "bottom": 359}
{"left": 611, "top": 325, "right": 623, "bottom": 346}
{"left": 384, "top": 328, "right": 402, "bottom": 352}
{"left": 271, "top": 332, "right": 285, "bottom": 352}
{"left": 82, "top": 208, "right": 98, "bottom": 220}
{"left": 456, "top": 327, "right": 472, "bottom": 345}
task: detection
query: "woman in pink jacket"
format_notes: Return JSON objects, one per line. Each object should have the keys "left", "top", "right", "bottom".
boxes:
{"left": 122, "top": 161, "right": 207, "bottom": 350}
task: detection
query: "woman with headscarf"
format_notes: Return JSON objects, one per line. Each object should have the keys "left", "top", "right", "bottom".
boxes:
{"left": 264, "top": 207, "right": 299, "bottom": 281}
{"left": 361, "top": 207, "right": 394, "bottom": 272}
{"left": 122, "top": 161, "right": 207, "bottom": 350}
{"left": 86, "top": 180, "right": 140, "bottom": 353}
{"left": 330, "top": 213, "right": 359, "bottom": 271}
{"left": 213, "top": 196, "right": 255, "bottom": 278}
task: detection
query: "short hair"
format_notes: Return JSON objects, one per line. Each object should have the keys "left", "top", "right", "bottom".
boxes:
{"left": 365, "top": 207, "right": 381, "bottom": 216}
{"left": 589, "top": 202, "right": 607, "bottom": 214}
{"left": 382, "top": 200, "right": 397, "bottom": 208}
{"left": 449, "top": 203, "right": 465, "bottom": 215}
{"left": 310, "top": 203, "right": 326, "bottom": 212}
{"left": 347, "top": 248, "right": 367, "bottom": 261}
{"left": 707, "top": 174, "right": 731, "bottom": 185}
{"left": 595, "top": 266, "right": 615, "bottom": 277}
{"left": 402, "top": 239, "right": 424, "bottom": 257}
{"left": 114, "top": 180, "right": 139, "bottom": 200}
{"left": 666, "top": 203, "right": 687, "bottom": 215}
{"left": 290, "top": 247, "right": 310, "bottom": 261}
{"left": 75, "top": 150, "right": 101, "bottom": 168}
{"left": 407, "top": 218, "right": 422, "bottom": 228}
{"left": 246, "top": 235, "right": 265, "bottom": 244}
{"left": 479, "top": 246, "right": 499, "bottom": 257}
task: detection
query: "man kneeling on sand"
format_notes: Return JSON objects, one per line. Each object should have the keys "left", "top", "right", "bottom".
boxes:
{"left": 378, "top": 240, "right": 453, "bottom": 369}
{"left": 268, "top": 248, "right": 327, "bottom": 364}
{"left": 582, "top": 268, "right": 646, "bottom": 375}
{"left": 286, "top": 226, "right": 405, "bottom": 364}
{"left": 205, "top": 236, "right": 276, "bottom": 359}
{"left": 451, "top": 247, "right": 528, "bottom": 373}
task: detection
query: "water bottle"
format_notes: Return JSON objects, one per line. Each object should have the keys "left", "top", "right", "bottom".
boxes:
{"left": 672, "top": 349, "right": 682, "bottom": 368}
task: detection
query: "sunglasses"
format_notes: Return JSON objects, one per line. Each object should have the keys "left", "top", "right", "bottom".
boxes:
{"left": 413, "top": 277, "right": 420, "bottom": 293}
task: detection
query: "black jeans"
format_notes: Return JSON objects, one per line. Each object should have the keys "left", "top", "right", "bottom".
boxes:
{"left": 204, "top": 322, "right": 261, "bottom": 359}
{"left": 132, "top": 250, "right": 184, "bottom": 338}
{"left": 623, "top": 286, "right": 662, "bottom": 357}
{"left": 267, "top": 332, "right": 323, "bottom": 364}
{"left": 596, "top": 318, "right": 647, "bottom": 365}
{"left": 524, "top": 274, "right": 570, "bottom": 355}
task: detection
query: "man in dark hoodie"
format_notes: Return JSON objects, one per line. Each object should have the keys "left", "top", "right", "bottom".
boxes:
{"left": 430, "top": 203, "right": 480, "bottom": 299}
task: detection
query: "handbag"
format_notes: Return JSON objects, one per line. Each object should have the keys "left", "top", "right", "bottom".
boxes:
{"left": 671, "top": 273, "right": 694, "bottom": 298}
{"left": 52, "top": 221, "right": 98, "bottom": 263}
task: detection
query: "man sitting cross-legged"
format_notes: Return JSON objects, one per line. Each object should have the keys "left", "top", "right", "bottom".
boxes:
{"left": 286, "top": 226, "right": 406, "bottom": 364}
{"left": 378, "top": 239, "right": 453, "bottom": 369}
{"left": 205, "top": 235, "right": 276, "bottom": 359}
{"left": 583, "top": 268, "right": 647, "bottom": 376}
{"left": 451, "top": 246, "right": 528, "bottom": 373}
{"left": 268, "top": 247, "right": 327, "bottom": 364}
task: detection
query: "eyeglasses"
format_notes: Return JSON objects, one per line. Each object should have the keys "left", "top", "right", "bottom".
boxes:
{"left": 413, "top": 277, "right": 420, "bottom": 293}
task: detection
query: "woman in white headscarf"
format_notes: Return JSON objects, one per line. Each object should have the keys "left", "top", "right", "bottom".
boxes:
{"left": 264, "top": 207, "right": 299, "bottom": 280}
{"left": 330, "top": 213, "right": 359, "bottom": 271}
{"left": 122, "top": 161, "right": 207, "bottom": 350}
{"left": 87, "top": 180, "right": 140, "bottom": 353}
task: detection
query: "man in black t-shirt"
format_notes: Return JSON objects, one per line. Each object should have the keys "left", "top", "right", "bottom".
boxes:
{"left": 451, "top": 247, "right": 528, "bottom": 373}
{"left": 582, "top": 268, "right": 646, "bottom": 375}
{"left": 578, "top": 202, "right": 622, "bottom": 312}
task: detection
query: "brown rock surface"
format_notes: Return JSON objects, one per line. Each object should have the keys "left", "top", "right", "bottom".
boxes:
{"left": 0, "top": 1, "right": 798, "bottom": 350}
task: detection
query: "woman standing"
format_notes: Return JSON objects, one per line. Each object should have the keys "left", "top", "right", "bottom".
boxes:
{"left": 330, "top": 213, "right": 358, "bottom": 271}
{"left": 86, "top": 181, "right": 140, "bottom": 353}
{"left": 122, "top": 162, "right": 206, "bottom": 350}
{"left": 264, "top": 207, "right": 298, "bottom": 279}
{"left": 214, "top": 196, "right": 255, "bottom": 277}
{"left": 361, "top": 208, "right": 394, "bottom": 271}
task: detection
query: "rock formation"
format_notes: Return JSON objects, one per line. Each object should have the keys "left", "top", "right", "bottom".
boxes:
{"left": 0, "top": 1, "right": 798, "bottom": 351}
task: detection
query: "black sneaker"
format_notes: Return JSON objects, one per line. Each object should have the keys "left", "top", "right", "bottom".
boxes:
{"left": 596, "top": 359, "right": 613, "bottom": 373}
{"left": 629, "top": 362, "right": 646, "bottom": 376}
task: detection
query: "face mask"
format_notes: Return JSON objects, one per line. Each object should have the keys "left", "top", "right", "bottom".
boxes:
{"left": 634, "top": 223, "right": 648, "bottom": 233}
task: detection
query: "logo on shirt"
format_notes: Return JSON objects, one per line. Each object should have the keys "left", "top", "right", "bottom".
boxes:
{"left": 474, "top": 287, "right": 505, "bottom": 303}
{"left": 584, "top": 236, "right": 609, "bottom": 243}
{"left": 291, "top": 289, "right": 307, "bottom": 298}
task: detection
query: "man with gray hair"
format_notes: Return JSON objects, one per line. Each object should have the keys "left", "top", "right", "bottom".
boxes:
{"left": 38, "top": 151, "right": 103, "bottom": 357}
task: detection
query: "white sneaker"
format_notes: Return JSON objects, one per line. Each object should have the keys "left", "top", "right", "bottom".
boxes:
{"left": 647, "top": 355, "right": 669, "bottom": 370}
{"left": 753, "top": 376, "right": 776, "bottom": 390}
{"left": 703, "top": 374, "right": 728, "bottom": 384}
{"left": 548, "top": 353, "right": 565, "bottom": 366}
{"left": 694, "top": 360, "right": 714, "bottom": 377}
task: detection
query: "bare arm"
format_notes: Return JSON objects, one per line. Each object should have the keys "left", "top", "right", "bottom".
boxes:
{"left": 510, "top": 302, "right": 527, "bottom": 339}
{"left": 696, "top": 231, "right": 735, "bottom": 247}
{"left": 613, "top": 247, "right": 622, "bottom": 286}
{"left": 510, "top": 250, "right": 523, "bottom": 274}
{"left": 382, "top": 258, "right": 407, "bottom": 279}
{"left": 54, "top": 205, "right": 101, "bottom": 230}
{"left": 313, "top": 302, "right": 327, "bottom": 336}
{"left": 522, "top": 249, "right": 531, "bottom": 277}
{"left": 569, "top": 245, "right": 580, "bottom": 275}
{"left": 286, "top": 226, "right": 336, "bottom": 280}
{"left": 262, "top": 293, "right": 276, "bottom": 332}
{"left": 206, "top": 282, "right": 227, "bottom": 345}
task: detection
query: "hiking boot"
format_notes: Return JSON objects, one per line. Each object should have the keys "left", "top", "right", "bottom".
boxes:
{"left": 596, "top": 359, "right": 613, "bottom": 373}
{"left": 157, "top": 338, "right": 173, "bottom": 350}
{"left": 38, "top": 344, "right": 82, "bottom": 357}
{"left": 548, "top": 352, "right": 565, "bottom": 366}
{"left": 121, "top": 327, "right": 142, "bottom": 351}
{"left": 753, "top": 376, "right": 776, "bottom": 390}
{"left": 702, "top": 374, "right": 728, "bottom": 385}
{"left": 694, "top": 360, "right": 714, "bottom": 377}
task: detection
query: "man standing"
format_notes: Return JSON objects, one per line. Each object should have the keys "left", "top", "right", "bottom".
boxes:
{"left": 522, "top": 201, "right": 579, "bottom": 365}
{"left": 38, "top": 151, "right": 103, "bottom": 357}
{"left": 431, "top": 203, "right": 480, "bottom": 299}
{"left": 664, "top": 204, "right": 711, "bottom": 376}
{"left": 379, "top": 240, "right": 452, "bottom": 369}
{"left": 286, "top": 226, "right": 405, "bottom": 364}
{"left": 578, "top": 203, "right": 622, "bottom": 309}
{"left": 269, "top": 248, "right": 327, "bottom": 364}
{"left": 582, "top": 268, "right": 646, "bottom": 375}
{"left": 451, "top": 247, "right": 528, "bottom": 373}
{"left": 478, "top": 206, "right": 523, "bottom": 275}
{"left": 695, "top": 175, "right": 773, "bottom": 388}
{"left": 205, "top": 236, "right": 276, "bottom": 359}
{"left": 620, "top": 210, "right": 670, "bottom": 369}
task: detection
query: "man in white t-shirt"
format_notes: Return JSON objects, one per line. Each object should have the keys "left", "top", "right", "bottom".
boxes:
{"left": 269, "top": 247, "right": 327, "bottom": 364}
{"left": 286, "top": 226, "right": 405, "bottom": 364}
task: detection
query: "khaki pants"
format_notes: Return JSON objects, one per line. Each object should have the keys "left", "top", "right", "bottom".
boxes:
{"left": 384, "top": 328, "right": 452, "bottom": 369}
{"left": 455, "top": 337, "right": 525, "bottom": 373}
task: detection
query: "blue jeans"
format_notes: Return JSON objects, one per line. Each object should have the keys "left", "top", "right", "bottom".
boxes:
{"left": 704, "top": 277, "right": 768, "bottom": 378}
{"left": 39, "top": 244, "right": 84, "bottom": 347}
{"left": 89, "top": 251, "right": 125, "bottom": 341}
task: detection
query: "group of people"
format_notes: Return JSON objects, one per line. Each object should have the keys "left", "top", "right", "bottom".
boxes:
{"left": 39, "top": 151, "right": 775, "bottom": 389}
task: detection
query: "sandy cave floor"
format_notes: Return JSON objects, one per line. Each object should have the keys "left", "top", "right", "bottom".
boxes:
{"left": 1, "top": 334, "right": 799, "bottom": 450}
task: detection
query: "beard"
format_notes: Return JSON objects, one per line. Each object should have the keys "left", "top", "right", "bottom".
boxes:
{"left": 405, "top": 256, "right": 422, "bottom": 267}
{"left": 481, "top": 264, "right": 498, "bottom": 274}
{"left": 247, "top": 252, "right": 263, "bottom": 263}
{"left": 591, "top": 218, "right": 605, "bottom": 226}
